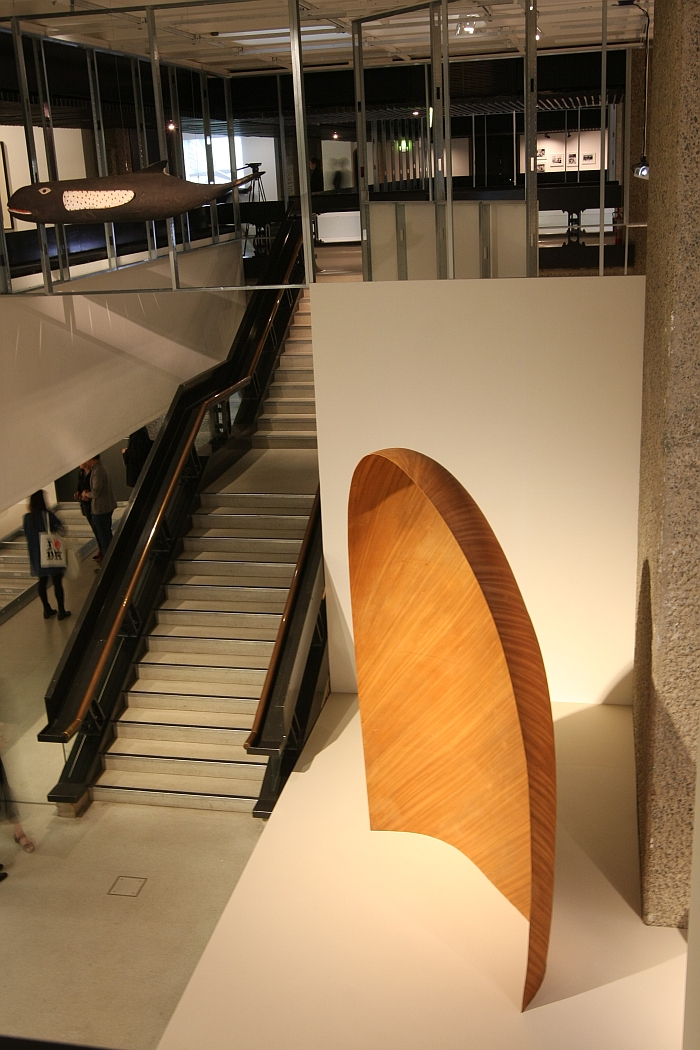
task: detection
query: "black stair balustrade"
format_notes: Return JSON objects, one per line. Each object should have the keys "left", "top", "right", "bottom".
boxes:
{"left": 38, "top": 212, "right": 313, "bottom": 814}
{"left": 245, "top": 491, "right": 328, "bottom": 816}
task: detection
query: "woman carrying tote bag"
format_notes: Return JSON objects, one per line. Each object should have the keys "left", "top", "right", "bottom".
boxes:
{"left": 23, "top": 491, "right": 71, "bottom": 621}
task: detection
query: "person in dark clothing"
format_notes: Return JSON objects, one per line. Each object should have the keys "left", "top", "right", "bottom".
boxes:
{"left": 74, "top": 463, "right": 100, "bottom": 555}
{"left": 0, "top": 756, "right": 34, "bottom": 862}
{"left": 310, "top": 157, "right": 324, "bottom": 193}
{"left": 23, "top": 490, "right": 71, "bottom": 621}
{"left": 122, "top": 427, "right": 153, "bottom": 488}
{"left": 80, "top": 455, "right": 117, "bottom": 558}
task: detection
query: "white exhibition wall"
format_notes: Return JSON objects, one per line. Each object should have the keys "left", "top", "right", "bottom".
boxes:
{"left": 311, "top": 276, "right": 646, "bottom": 706}
{"left": 1, "top": 125, "right": 86, "bottom": 231}
{"left": 0, "top": 241, "right": 245, "bottom": 514}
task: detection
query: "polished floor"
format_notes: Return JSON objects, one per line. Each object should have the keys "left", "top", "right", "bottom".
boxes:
{"left": 0, "top": 524, "right": 265, "bottom": 1050}
{"left": 159, "top": 696, "right": 687, "bottom": 1050}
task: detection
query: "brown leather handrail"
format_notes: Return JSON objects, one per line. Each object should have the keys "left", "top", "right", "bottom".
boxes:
{"left": 245, "top": 487, "right": 320, "bottom": 751}
{"left": 62, "top": 239, "right": 303, "bottom": 742}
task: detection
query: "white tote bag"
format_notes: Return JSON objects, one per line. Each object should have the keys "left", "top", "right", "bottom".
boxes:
{"left": 39, "top": 513, "right": 68, "bottom": 571}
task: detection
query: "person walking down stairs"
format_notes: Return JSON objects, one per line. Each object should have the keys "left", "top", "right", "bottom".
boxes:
{"left": 23, "top": 491, "right": 71, "bottom": 621}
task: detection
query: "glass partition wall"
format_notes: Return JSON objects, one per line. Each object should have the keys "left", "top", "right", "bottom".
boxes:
{"left": 0, "top": 0, "right": 646, "bottom": 294}
{"left": 0, "top": 4, "right": 300, "bottom": 296}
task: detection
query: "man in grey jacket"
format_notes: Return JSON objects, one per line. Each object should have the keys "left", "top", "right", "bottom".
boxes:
{"left": 81, "top": 455, "right": 117, "bottom": 559}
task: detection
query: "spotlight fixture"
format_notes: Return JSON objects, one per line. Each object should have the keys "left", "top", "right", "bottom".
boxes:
{"left": 332, "top": 131, "right": 339, "bottom": 139}
{"left": 167, "top": 120, "right": 175, "bottom": 131}
{"left": 633, "top": 157, "right": 650, "bottom": 179}
{"left": 413, "top": 110, "right": 420, "bottom": 116}
{"left": 535, "top": 26, "right": 541, "bottom": 39}
{"left": 456, "top": 17, "right": 476, "bottom": 34}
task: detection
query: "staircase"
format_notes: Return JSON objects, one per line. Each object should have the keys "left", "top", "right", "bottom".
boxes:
{"left": 0, "top": 501, "right": 126, "bottom": 624}
{"left": 253, "top": 294, "right": 316, "bottom": 450}
{"left": 92, "top": 292, "right": 319, "bottom": 812}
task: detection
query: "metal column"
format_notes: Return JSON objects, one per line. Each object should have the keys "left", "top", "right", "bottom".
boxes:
{"left": 289, "top": 0, "right": 315, "bottom": 286}
{"left": 85, "top": 48, "right": 117, "bottom": 270}
{"left": 200, "top": 73, "right": 220, "bottom": 245}
{"left": 430, "top": 2, "right": 447, "bottom": 279}
{"left": 131, "top": 58, "right": 157, "bottom": 259}
{"left": 147, "top": 6, "right": 179, "bottom": 289}
{"left": 441, "top": 0, "right": 454, "bottom": 279}
{"left": 424, "top": 63, "right": 433, "bottom": 200}
{"left": 599, "top": 0, "right": 608, "bottom": 276}
{"left": 12, "top": 18, "right": 53, "bottom": 293}
{"left": 224, "top": 78, "right": 242, "bottom": 238}
{"left": 33, "top": 39, "right": 70, "bottom": 282}
{"left": 276, "top": 74, "right": 289, "bottom": 209}
{"left": 623, "top": 46, "right": 632, "bottom": 274}
{"left": 524, "top": 0, "right": 538, "bottom": 277}
{"left": 352, "top": 19, "right": 370, "bottom": 281}
{"left": 168, "top": 64, "right": 191, "bottom": 250}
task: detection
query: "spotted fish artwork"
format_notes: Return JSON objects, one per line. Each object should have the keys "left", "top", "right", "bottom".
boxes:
{"left": 7, "top": 160, "right": 263, "bottom": 225}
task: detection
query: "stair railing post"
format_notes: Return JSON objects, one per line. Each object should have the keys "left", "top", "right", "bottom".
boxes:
{"left": 288, "top": 0, "right": 315, "bottom": 287}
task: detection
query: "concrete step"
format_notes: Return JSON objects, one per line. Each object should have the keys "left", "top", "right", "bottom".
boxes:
{"left": 174, "top": 555, "right": 295, "bottom": 582}
{"left": 156, "top": 603, "right": 281, "bottom": 636}
{"left": 256, "top": 415, "right": 316, "bottom": 432}
{"left": 104, "top": 738, "right": 266, "bottom": 780}
{"left": 251, "top": 433, "right": 318, "bottom": 449}
{"left": 92, "top": 770, "right": 259, "bottom": 812}
{"left": 126, "top": 683, "right": 262, "bottom": 714}
{"left": 279, "top": 352, "right": 313, "bottom": 368}
{"left": 269, "top": 383, "right": 315, "bottom": 399}
{"left": 264, "top": 399, "right": 316, "bottom": 415}
{"left": 198, "top": 492, "right": 314, "bottom": 511}
{"left": 182, "top": 534, "right": 301, "bottom": 559}
{"left": 115, "top": 707, "right": 252, "bottom": 745}
{"left": 147, "top": 632, "right": 274, "bottom": 658}
{"left": 191, "top": 510, "right": 307, "bottom": 530}
{"left": 136, "top": 653, "right": 267, "bottom": 686}
{"left": 164, "top": 584, "right": 286, "bottom": 612}
{"left": 275, "top": 366, "right": 315, "bottom": 383}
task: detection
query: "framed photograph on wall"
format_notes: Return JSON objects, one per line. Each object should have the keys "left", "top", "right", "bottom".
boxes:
{"left": 550, "top": 155, "right": 563, "bottom": 166}
{"left": 568, "top": 153, "right": 578, "bottom": 166}
{"left": 582, "top": 152, "right": 596, "bottom": 165}
{"left": 537, "top": 147, "right": 546, "bottom": 158}
{"left": 537, "top": 163, "right": 546, "bottom": 173}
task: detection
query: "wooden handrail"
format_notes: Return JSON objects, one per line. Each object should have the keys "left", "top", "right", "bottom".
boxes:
{"left": 245, "top": 488, "right": 320, "bottom": 751}
{"left": 62, "top": 233, "right": 303, "bottom": 742}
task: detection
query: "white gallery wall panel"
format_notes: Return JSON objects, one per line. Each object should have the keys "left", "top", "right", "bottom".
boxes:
{"left": 311, "top": 276, "right": 645, "bottom": 706}
{"left": 0, "top": 242, "right": 245, "bottom": 514}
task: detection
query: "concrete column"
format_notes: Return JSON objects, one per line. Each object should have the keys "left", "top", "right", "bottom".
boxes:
{"left": 634, "top": 0, "right": 700, "bottom": 928}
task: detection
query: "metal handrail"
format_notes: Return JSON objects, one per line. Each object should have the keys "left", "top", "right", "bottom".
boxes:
{"left": 245, "top": 488, "right": 321, "bottom": 751}
{"left": 60, "top": 230, "right": 303, "bottom": 743}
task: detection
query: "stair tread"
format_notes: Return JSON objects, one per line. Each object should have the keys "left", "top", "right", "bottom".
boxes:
{"left": 118, "top": 706, "right": 254, "bottom": 728}
{"left": 176, "top": 554, "right": 295, "bottom": 570}
{"left": 139, "top": 651, "right": 270, "bottom": 670}
{"left": 159, "top": 600, "right": 282, "bottom": 617}
{"left": 106, "top": 737, "right": 264, "bottom": 763}
{"left": 95, "top": 769, "right": 260, "bottom": 797}
{"left": 150, "top": 625, "right": 275, "bottom": 645}
{"left": 129, "top": 678, "right": 264, "bottom": 698}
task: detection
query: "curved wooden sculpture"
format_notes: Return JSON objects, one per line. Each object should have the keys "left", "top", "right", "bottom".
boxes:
{"left": 348, "top": 448, "right": 556, "bottom": 1009}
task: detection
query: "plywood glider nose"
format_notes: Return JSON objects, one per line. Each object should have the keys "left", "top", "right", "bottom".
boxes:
{"left": 348, "top": 448, "right": 556, "bottom": 1009}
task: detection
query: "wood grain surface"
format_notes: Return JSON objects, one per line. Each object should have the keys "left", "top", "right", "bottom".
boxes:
{"left": 348, "top": 448, "right": 556, "bottom": 1009}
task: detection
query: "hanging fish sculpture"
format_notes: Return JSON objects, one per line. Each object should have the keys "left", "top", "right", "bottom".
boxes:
{"left": 7, "top": 160, "right": 263, "bottom": 225}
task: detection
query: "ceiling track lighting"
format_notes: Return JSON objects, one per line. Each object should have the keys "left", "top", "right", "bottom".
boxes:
{"left": 618, "top": 0, "right": 651, "bottom": 178}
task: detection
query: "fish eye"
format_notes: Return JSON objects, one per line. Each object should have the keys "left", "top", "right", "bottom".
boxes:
{"left": 39, "top": 187, "right": 51, "bottom": 195}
